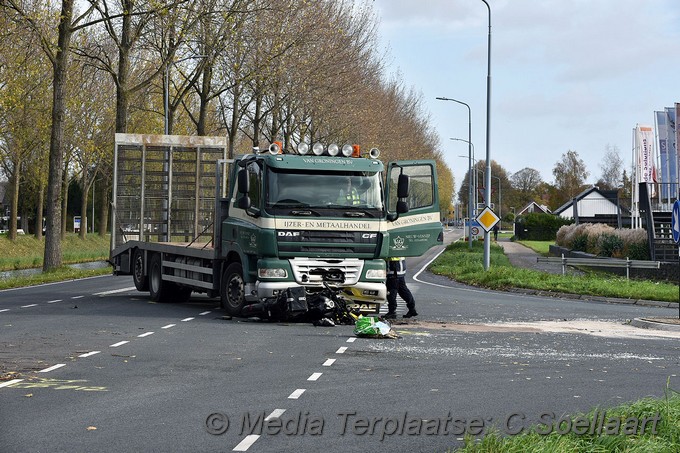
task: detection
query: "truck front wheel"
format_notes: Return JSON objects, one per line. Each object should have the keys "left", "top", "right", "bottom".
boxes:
{"left": 221, "top": 263, "right": 245, "bottom": 316}
{"left": 132, "top": 249, "right": 148, "bottom": 291}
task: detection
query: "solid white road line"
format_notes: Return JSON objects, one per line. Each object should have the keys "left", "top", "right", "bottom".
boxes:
{"left": 0, "top": 379, "right": 24, "bottom": 388}
{"left": 233, "top": 434, "right": 260, "bottom": 451}
{"left": 109, "top": 341, "right": 129, "bottom": 348}
{"left": 161, "top": 324, "right": 175, "bottom": 329}
{"left": 336, "top": 347, "right": 347, "bottom": 354}
{"left": 308, "top": 372, "right": 322, "bottom": 381}
{"left": 138, "top": 332, "right": 154, "bottom": 338}
{"left": 288, "top": 389, "right": 305, "bottom": 399}
{"left": 94, "top": 287, "right": 136, "bottom": 296}
{"left": 78, "top": 351, "right": 101, "bottom": 358}
{"left": 322, "top": 359, "right": 335, "bottom": 367}
{"left": 39, "top": 364, "right": 66, "bottom": 373}
{"left": 265, "top": 409, "right": 286, "bottom": 421}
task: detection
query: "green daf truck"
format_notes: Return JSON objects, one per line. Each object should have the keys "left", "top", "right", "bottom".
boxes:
{"left": 110, "top": 133, "right": 443, "bottom": 315}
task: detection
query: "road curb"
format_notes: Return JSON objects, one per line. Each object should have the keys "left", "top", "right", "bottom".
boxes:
{"left": 631, "top": 318, "right": 680, "bottom": 332}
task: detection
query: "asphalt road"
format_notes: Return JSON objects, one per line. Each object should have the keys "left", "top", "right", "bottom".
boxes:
{"left": 1, "top": 229, "right": 679, "bottom": 452}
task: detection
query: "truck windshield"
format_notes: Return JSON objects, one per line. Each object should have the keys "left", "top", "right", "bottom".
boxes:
{"left": 266, "top": 169, "right": 384, "bottom": 212}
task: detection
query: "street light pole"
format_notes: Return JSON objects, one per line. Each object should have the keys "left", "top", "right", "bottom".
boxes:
{"left": 455, "top": 144, "right": 476, "bottom": 250}
{"left": 480, "top": 0, "right": 492, "bottom": 270}
{"left": 436, "top": 96, "right": 473, "bottom": 248}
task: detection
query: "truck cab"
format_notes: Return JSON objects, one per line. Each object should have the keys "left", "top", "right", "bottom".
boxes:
{"left": 221, "top": 142, "right": 443, "bottom": 315}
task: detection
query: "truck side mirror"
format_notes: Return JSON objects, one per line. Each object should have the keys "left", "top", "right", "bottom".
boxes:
{"left": 236, "top": 169, "right": 252, "bottom": 210}
{"left": 237, "top": 169, "right": 249, "bottom": 194}
{"left": 397, "top": 174, "right": 409, "bottom": 198}
{"left": 397, "top": 200, "right": 408, "bottom": 214}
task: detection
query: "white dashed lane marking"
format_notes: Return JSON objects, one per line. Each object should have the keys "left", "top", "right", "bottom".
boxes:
{"left": 138, "top": 332, "right": 154, "bottom": 338}
{"left": 39, "top": 364, "right": 66, "bottom": 373}
{"left": 288, "top": 389, "right": 306, "bottom": 399}
{"left": 0, "top": 309, "right": 10, "bottom": 313}
{"left": 336, "top": 347, "right": 347, "bottom": 354}
{"left": 199, "top": 311, "right": 211, "bottom": 316}
{"left": 181, "top": 317, "right": 194, "bottom": 322}
{"left": 78, "top": 351, "right": 100, "bottom": 358}
{"left": 47, "top": 299, "right": 61, "bottom": 304}
{"left": 265, "top": 409, "right": 286, "bottom": 420}
{"left": 322, "top": 359, "right": 335, "bottom": 366}
{"left": 21, "top": 304, "right": 38, "bottom": 308}
{"left": 161, "top": 324, "right": 176, "bottom": 329}
{"left": 0, "top": 379, "right": 24, "bottom": 388}
{"left": 109, "top": 341, "right": 129, "bottom": 348}
{"left": 346, "top": 337, "right": 356, "bottom": 343}
{"left": 308, "top": 373, "right": 322, "bottom": 381}
{"left": 71, "top": 295, "right": 84, "bottom": 299}
{"left": 233, "top": 434, "right": 260, "bottom": 451}
{"left": 93, "top": 287, "right": 136, "bottom": 296}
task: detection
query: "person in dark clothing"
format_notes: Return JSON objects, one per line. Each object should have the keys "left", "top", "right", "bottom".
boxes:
{"left": 384, "top": 257, "right": 417, "bottom": 319}
{"left": 493, "top": 223, "right": 499, "bottom": 241}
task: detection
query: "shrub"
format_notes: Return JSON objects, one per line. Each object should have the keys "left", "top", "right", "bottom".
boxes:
{"left": 515, "top": 213, "right": 572, "bottom": 241}
{"left": 555, "top": 223, "right": 649, "bottom": 259}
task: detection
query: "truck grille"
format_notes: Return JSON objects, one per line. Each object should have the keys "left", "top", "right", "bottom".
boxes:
{"left": 289, "top": 258, "right": 364, "bottom": 285}
{"left": 276, "top": 230, "right": 378, "bottom": 258}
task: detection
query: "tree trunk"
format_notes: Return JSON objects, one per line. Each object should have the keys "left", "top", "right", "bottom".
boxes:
{"left": 80, "top": 176, "right": 89, "bottom": 240}
{"left": 35, "top": 183, "right": 44, "bottom": 240}
{"left": 9, "top": 165, "right": 20, "bottom": 241}
{"left": 43, "top": 0, "right": 74, "bottom": 271}
{"left": 98, "top": 178, "right": 110, "bottom": 237}
{"left": 61, "top": 163, "right": 69, "bottom": 239}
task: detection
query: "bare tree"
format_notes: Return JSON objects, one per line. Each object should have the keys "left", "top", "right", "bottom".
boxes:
{"left": 598, "top": 144, "right": 623, "bottom": 190}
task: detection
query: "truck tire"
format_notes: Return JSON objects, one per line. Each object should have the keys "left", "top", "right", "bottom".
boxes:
{"left": 221, "top": 263, "right": 245, "bottom": 316}
{"left": 132, "top": 249, "right": 148, "bottom": 291}
{"left": 149, "top": 253, "right": 168, "bottom": 302}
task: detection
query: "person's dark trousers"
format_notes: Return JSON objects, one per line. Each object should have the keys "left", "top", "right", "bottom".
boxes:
{"left": 386, "top": 275, "right": 416, "bottom": 313}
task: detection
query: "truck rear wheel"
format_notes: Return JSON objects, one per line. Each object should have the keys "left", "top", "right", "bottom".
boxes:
{"left": 149, "top": 253, "right": 168, "bottom": 302}
{"left": 132, "top": 249, "right": 148, "bottom": 291}
{"left": 221, "top": 263, "right": 245, "bottom": 316}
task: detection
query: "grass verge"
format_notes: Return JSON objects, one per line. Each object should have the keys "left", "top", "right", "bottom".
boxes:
{"left": 451, "top": 384, "right": 680, "bottom": 452}
{"left": 430, "top": 241, "right": 679, "bottom": 303}
{"left": 516, "top": 240, "right": 552, "bottom": 255}
{"left": 0, "top": 233, "right": 110, "bottom": 271}
{"left": 0, "top": 266, "right": 112, "bottom": 290}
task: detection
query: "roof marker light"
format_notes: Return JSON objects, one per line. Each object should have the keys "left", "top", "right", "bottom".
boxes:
{"left": 297, "top": 143, "right": 310, "bottom": 155}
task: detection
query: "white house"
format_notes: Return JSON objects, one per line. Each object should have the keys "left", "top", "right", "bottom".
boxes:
{"left": 552, "top": 186, "right": 621, "bottom": 220}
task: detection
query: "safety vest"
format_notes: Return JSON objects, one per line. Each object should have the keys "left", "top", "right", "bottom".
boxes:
{"left": 387, "top": 257, "right": 406, "bottom": 276}
{"left": 339, "top": 188, "right": 361, "bottom": 205}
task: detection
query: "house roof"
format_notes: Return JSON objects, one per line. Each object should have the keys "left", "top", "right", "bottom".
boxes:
{"left": 517, "top": 201, "right": 551, "bottom": 215}
{"left": 552, "top": 185, "right": 623, "bottom": 215}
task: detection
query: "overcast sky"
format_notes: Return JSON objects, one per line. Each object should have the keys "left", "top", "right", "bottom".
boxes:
{"left": 371, "top": 0, "right": 680, "bottom": 195}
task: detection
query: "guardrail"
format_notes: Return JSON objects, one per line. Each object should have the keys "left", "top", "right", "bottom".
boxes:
{"left": 536, "top": 255, "right": 660, "bottom": 280}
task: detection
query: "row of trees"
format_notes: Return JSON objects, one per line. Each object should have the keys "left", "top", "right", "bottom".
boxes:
{"left": 0, "top": 0, "right": 454, "bottom": 270}
{"left": 455, "top": 145, "right": 630, "bottom": 221}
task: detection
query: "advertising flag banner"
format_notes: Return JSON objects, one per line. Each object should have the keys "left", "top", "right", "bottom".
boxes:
{"left": 635, "top": 125, "right": 656, "bottom": 183}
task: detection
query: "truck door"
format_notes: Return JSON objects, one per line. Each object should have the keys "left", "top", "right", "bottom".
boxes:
{"left": 385, "top": 160, "right": 443, "bottom": 257}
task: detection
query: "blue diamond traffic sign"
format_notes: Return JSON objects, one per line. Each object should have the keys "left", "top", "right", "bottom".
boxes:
{"left": 672, "top": 200, "right": 680, "bottom": 244}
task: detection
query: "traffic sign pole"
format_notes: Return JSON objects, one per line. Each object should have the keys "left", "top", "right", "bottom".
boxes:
{"left": 672, "top": 200, "right": 680, "bottom": 319}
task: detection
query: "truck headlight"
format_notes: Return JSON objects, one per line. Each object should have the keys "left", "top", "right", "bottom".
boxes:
{"left": 365, "top": 269, "right": 386, "bottom": 279}
{"left": 258, "top": 268, "right": 288, "bottom": 278}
